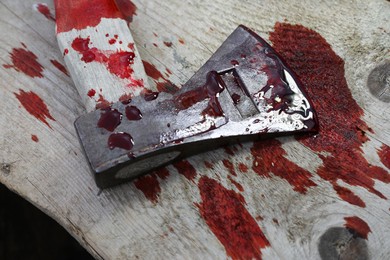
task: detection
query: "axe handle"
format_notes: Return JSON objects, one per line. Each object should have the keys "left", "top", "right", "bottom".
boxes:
{"left": 55, "top": 0, "right": 150, "bottom": 112}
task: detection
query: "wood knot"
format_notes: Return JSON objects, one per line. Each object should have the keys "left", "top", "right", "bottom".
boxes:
{"left": 1, "top": 163, "right": 11, "bottom": 175}
{"left": 318, "top": 227, "right": 369, "bottom": 260}
{"left": 367, "top": 61, "right": 390, "bottom": 102}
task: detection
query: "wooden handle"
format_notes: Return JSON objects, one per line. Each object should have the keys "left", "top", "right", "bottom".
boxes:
{"left": 55, "top": 0, "right": 150, "bottom": 112}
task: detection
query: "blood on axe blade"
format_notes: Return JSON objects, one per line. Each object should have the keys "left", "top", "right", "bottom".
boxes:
{"left": 56, "top": 1, "right": 318, "bottom": 189}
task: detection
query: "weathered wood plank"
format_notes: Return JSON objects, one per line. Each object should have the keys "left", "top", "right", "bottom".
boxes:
{"left": 0, "top": 0, "right": 389, "bottom": 259}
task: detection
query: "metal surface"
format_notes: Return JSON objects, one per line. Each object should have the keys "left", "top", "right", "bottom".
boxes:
{"left": 75, "top": 25, "right": 319, "bottom": 188}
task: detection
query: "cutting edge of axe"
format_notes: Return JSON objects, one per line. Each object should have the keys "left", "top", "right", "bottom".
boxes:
{"left": 55, "top": 1, "right": 318, "bottom": 189}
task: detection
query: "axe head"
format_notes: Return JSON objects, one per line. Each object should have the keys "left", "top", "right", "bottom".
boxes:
{"left": 75, "top": 25, "right": 318, "bottom": 188}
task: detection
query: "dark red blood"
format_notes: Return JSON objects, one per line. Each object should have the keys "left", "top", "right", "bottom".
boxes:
{"left": 3, "top": 45, "right": 44, "bottom": 78}
{"left": 344, "top": 216, "right": 371, "bottom": 239}
{"left": 174, "top": 71, "right": 225, "bottom": 118}
{"left": 230, "top": 60, "right": 239, "bottom": 66}
{"left": 14, "top": 89, "right": 55, "bottom": 128}
{"left": 163, "top": 41, "right": 173, "bottom": 47}
{"left": 251, "top": 139, "right": 317, "bottom": 194}
{"left": 87, "top": 89, "right": 96, "bottom": 98}
{"left": 153, "top": 43, "right": 158, "bottom": 47}
{"left": 142, "top": 60, "right": 179, "bottom": 94}
{"left": 231, "top": 93, "right": 241, "bottom": 104}
{"left": 228, "top": 175, "right": 244, "bottom": 192}
{"left": 71, "top": 37, "right": 96, "bottom": 63}
{"left": 223, "top": 159, "right": 236, "bottom": 176}
{"left": 96, "top": 94, "right": 111, "bottom": 109}
{"left": 270, "top": 22, "right": 390, "bottom": 205}
{"left": 97, "top": 108, "right": 122, "bottom": 131}
{"left": 196, "top": 176, "right": 270, "bottom": 260}
{"left": 105, "top": 33, "right": 109, "bottom": 37}
{"left": 108, "top": 132, "right": 133, "bottom": 150}
{"left": 238, "top": 163, "right": 248, "bottom": 173}
{"left": 178, "top": 38, "right": 185, "bottom": 44}
{"left": 35, "top": 3, "right": 55, "bottom": 21}
{"left": 173, "top": 160, "right": 197, "bottom": 181}
{"left": 224, "top": 146, "right": 235, "bottom": 156}
{"left": 119, "top": 93, "right": 132, "bottom": 104}
{"left": 55, "top": 0, "right": 124, "bottom": 33}
{"left": 143, "top": 89, "right": 159, "bottom": 101}
{"left": 125, "top": 105, "right": 142, "bottom": 120}
{"left": 155, "top": 167, "right": 170, "bottom": 180}
{"left": 272, "top": 219, "right": 279, "bottom": 225}
{"left": 31, "top": 134, "right": 39, "bottom": 142}
{"left": 63, "top": 48, "right": 69, "bottom": 55}
{"left": 378, "top": 145, "right": 390, "bottom": 169}
{"left": 204, "top": 161, "right": 214, "bottom": 169}
{"left": 114, "top": 0, "right": 137, "bottom": 23}
{"left": 109, "top": 38, "right": 116, "bottom": 44}
{"left": 166, "top": 68, "right": 172, "bottom": 75}
{"left": 134, "top": 174, "right": 160, "bottom": 203}
{"left": 50, "top": 59, "right": 69, "bottom": 76}
{"left": 114, "top": 34, "right": 118, "bottom": 39}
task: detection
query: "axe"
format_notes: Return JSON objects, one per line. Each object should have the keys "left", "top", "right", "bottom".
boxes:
{"left": 55, "top": 0, "right": 318, "bottom": 188}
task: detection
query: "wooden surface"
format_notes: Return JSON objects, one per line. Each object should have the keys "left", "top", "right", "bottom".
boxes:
{"left": 0, "top": 0, "right": 389, "bottom": 259}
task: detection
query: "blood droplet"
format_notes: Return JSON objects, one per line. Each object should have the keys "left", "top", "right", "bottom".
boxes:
{"left": 108, "top": 132, "right": 134, "bottom": 150}
{"left": 125, "top": 105, "right": 142, "bottom": 120}
{"left": 97, "top": 108, "right": 122, "bottom": 131}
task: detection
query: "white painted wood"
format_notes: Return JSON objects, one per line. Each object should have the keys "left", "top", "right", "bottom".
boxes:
{"left": 56, "top": 17, "right": 150, "bottom": 112}
{"left": 0, "top": 0, "right": 389, "bottom": 259}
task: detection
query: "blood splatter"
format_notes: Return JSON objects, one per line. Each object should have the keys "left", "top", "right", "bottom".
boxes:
{"left": 223, "top": 159, "right": 236, "bottom": 176}
{"left": 251, "top": 139, "right": 317, "bottom": 194}
{"left": 113, "top": 0, "right": 137, "bottom": 23}
{"left": 142, "top": 60, "right": 179, "bottom": 94}
{"left": 125, "top": 105, "right": 142, "bottom": 120}
{"left": 3, "top": 44, "right": 44, "bottom": 78}
{"left": 173, "top": 160, "right": 197, "bottom": 181}
{"left": 134, "top": 174, "right": 160, "bottom": 203}
{"left": 71, "top": 37, "right": 143, "bottom": 87}
{"left": 178, "top": 38, "right": 185, "bottom": 44}
{"left": 31, "top": 135, "right": 39, "bottom": 142}
{"left": 50, "top": 59, "right": 69, "bottom": 76}
{"left": 108, "top": 38, "right": 116, "bottom": 44}
{"left": 155, "top": 167, "right": 170, "bottom": 180}
{"left": 63, "top": 49, "right": 69, "bottom": 56}
{"left": 55, "top": 0, "right": 124, "bottom": 33}
{"left": 143, "top": 90, "right": 159, "bottom": 101}
{"left": 119, "top": 93, "right": 132, "bottom": 104}
{"left": 344, "top": 216, "right": 371, "bottom": 239}
{"left": 228, "top": 175, "right": 244, "bottom": 192}
{"left": 378, "top": 145, "right": 390, "bottom": 169}
{"left": 108, "top": 132, "right": 133, "bottom": 150}
{"left": 270, "top": 22, "right": 390, "bottom": 206}
{"left": 96, "top": 94, "right": 111, "bottom": 109}
{"left": 238, "top": 163, "right": 248, "bottom": 173}
{"left": 34, "top": 3, "right": 55, "bottom": 21}
{"left": 97, "top": 108, "right": 122, "bottom": 131}
{"left": 87, "top": 89, "right": 96, "bottom": 98}
{"left": 196, "top": 176, "right": 270, "bottom": 260}
{"left": 14, "top": 89, "right": 55, "bottom": 128}
{"left": 164, "top": 41, "right": 173, "bottom": 47}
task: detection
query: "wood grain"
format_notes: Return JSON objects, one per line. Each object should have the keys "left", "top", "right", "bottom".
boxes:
{"left": 0, "top": 0, "right": 389, "bottom": 259}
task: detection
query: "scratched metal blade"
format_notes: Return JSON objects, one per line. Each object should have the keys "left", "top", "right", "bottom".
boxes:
{"left": 75, "top": 25, "right": 318, "bottom": 188}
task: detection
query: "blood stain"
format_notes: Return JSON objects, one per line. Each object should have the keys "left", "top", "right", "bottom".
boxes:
{"left": 109, "top": 38, "right": 116, "bottom": 44}
{"left": 108, "top": 132, "right": 134, "bottom": 150}
{"left": 34, "top": 3, "right": 55, "bottom": 21}
{"left": 238, "top": 163, "right": 248, "bottom": 173}
{"left": 251, "top": 139, "right": 317, "bottom": 194}
{"left": 143, "top": 89, "right": 159, "bottom": 101}
{"left": 3, "top": 44, "right": 44, "bottom": 78}
{"left": 55, "top": 0, "right": 124, "bottom": 33}
{"left": 119, "top": 93, "right": 132, "bottom": 104}
{"left": 378, "top": 145, "right": 390, "bottom": 169}
{"left": 223, "top": 159, "right": 236, "bottom": 176}
{"left": 97, "top": 108, "right": 122, "bottom": 131}
{"left": 270, "top": 22, "right": 390, "bottom": 206}
{"left": 114, "top": 0, "right": 137, "bottom": 23}
{"left": 50, "top": 59, "right": 69, "bottom": 76}
{"left": 31, "top": 135, "right": 39, "bottom": 142}
{"left": 196, "top": 176, "right": 270, "bottom": 260}
{"left": 87, "top": 89, "right": 96, "bottom": 98}
{"left": 14, "top": 89, "right": 55, "bottom": 128}
{"left": 142, "top": 60, "right": 179, "bottom": 94}
{"left": 173, "top": 160, "right": 197, "bottom": 181}
{"left": 178, "top": 38, "right": 185, "bottom": 44}
{"left": 125, "top": 105, "right": 142, "bottom": 120}
{"left": 344, "top": 216, "right": 371, "bottom": 239}
{"left": 227, "top": 175, "right": 244, "bottom": 192}
{"left": 164, "top": 41, "right": 173, "bottom": 47}
{"left": 134, "top": 174, "right": 160, "bottom": 203}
